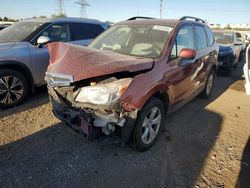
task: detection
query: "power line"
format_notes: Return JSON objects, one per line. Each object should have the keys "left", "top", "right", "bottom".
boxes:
{"left": 75, "top": 0, "right": 90, "bottom": 18}
{"left": 160, "top": 0, "right": 163, "bottom": 18}
{"left": 54, "top": 0, "right": 66, "bottom": 16}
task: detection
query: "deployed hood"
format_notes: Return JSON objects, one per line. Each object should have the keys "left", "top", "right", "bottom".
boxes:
{"left": 0, "top": 42, "right": 16, "bottom": 50}
{"left": 47, "top": 42, "right": 154, "bottom": 82}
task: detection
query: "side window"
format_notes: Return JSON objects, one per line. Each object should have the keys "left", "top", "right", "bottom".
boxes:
{"left": 170, "top": 25, "right": 194, "bottom": 60}
{"left": 205, "top": 27, "right": 214, "bottom": 46}
{"left": 70, "top": 23, "right": 105, "bottom": 41}
{"left": 39, "top": 23, "right": 70, "bottom": 42}
{"left": 235, "top": 32, "right": 242, "bottom": 42}
{"left": 194, "top": 26, "right": 208, "bottom": 50}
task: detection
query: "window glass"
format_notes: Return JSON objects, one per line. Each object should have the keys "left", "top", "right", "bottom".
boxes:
{"left": 0, "top": 22, "right": 44, "bottom": 43}
{"left": 89, "top": 24, "right": 172, "bottom": 58}
{"left": 39, "top": 23, "right": 70, "bottom": 42}
{"left": 205, "top": 27, "right": 214, "bottom": 46}
{"left": 71, "top": 23, "right": 104, "bottom": 41}
{"left": 170, "top": 25, "right": 194, "bottom": 59}
{"left": 214, "top": 32, "right": 234, "bottom": 44}
{"left": 194, "top": 26, "right": 207, "bottom": 50}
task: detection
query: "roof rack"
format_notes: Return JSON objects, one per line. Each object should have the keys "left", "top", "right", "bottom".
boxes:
{"left": 127, "top": 16, "right": 154, "bottom": 21}
{"left": 179, "top": 16, "right": 205, "bottom": 23}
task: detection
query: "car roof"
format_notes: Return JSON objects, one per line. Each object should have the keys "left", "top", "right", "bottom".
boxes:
{"left": 117, "top": 19, "right": 179, "bottom": 27}
{"left": 213, "top": 30, "right": 235, "bottom": 34}
{"left": 20, "top": 17, "right": 108, "bottom": 25}
{"left": 117, "top": 18, "right": 207, "bottom": 28}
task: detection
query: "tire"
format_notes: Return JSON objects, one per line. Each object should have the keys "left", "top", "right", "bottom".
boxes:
{"left": 224, "top": 63, "right": 233, "bottom": 76}
{"left": 131, "top": 97, "right": 165, "bottom": 151}
{"left": 0, "top": 69, "right": 29, "bottom": 108}
{"left": 199, "top": 69, "right": 215, "bottom": 99}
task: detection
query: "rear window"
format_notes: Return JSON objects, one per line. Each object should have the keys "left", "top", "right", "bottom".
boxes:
{"left": 70, "top": 23, "right": 105, "bottom": 41}
{"left": 204, "top": 27, "right": 214, "bottom": 46}
{"left": 194, "top": 26, "right": 208, "bottom": 50}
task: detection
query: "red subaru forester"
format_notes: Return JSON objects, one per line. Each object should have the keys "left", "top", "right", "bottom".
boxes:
{"left": 46, "top": 16, "right": 218, "bottom": 151}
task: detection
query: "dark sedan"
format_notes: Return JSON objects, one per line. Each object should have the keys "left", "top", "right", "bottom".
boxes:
{"left": 217, "top": 45, "right": 235, "bottom": 75}
{"left": 214, "top": 30, "right": 243, "bottom": 75}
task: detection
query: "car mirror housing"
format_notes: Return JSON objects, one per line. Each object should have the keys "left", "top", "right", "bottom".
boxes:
{"left": 234, "top": 41, "right": 243, "bottom": 46}
{"left": 37, "top": 36, "right": 51, "bottom": 45}
{"left": 179, "top": 48, "right": 196, "bottom": 60}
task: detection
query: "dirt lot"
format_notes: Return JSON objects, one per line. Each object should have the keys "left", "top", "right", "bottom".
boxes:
{"left": 0, "top": 62, "right": 250, "bottom": 188}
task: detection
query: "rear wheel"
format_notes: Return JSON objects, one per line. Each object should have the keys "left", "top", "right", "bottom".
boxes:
{"left": 0, "top": 69, "right": 29, "bottom": 108}
{"left": 200, "top": 70, "right": 215, "bottom": 98}
{"left": 131, "top": 97, "right": 165, "bottom": 151}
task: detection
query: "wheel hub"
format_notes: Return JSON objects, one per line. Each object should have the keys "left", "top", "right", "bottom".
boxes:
{"left": 0, "top": 76, "right": 24, "bottom": 105}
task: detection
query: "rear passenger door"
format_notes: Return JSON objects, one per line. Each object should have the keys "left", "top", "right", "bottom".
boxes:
{"left": 193, "top": 25, "right": 213, "bottom": 88}
{"left": 70, "top": 23, "right": 105, "bottom": 46}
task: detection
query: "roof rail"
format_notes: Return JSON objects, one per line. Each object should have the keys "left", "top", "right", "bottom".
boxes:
{"left": 127, "top": 16, "right": 154, "bottom": 21}
{"left": 179, "top": 16, "right": 205, "bottom": 23}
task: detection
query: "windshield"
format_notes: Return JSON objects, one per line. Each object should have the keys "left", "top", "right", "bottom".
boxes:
{"left": 0, "top": 21, "right": 44, "bottom": 43}
{"left": 214, "top": 32, "right": 234, "bottom": 44}
{"left": 89, "top": 24, "right": 172, "bottom": 58}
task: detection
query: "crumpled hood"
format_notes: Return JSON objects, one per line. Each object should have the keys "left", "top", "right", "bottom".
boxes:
{"left": 47, "top": 42, "right": 154, "bottom": 82}
{"left": 0, "top": 42, "right": 16, "bottom": 50}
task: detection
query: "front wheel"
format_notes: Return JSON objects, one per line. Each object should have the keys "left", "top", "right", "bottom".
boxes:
{"left": 200, "top": 70, "right": 215, "bottom": 98}
{"left": 0, "top": 69, "right": 29, "bottom": 108}
{"left": 131, "top": 97, "right": 165, "bottom": 151}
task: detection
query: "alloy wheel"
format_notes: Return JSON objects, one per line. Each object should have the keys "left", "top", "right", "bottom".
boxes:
{"left": 0, "top": 76, "right": 24, "bottom": 105}
{"left": 141, "top": 107, "right": 162, "bottom": 144}
{"left": 206, "top": 73, "right": 214, "bottom": 96}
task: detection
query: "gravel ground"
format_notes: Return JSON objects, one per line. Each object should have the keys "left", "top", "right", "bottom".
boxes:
{"left": 0, "top": 62, "right": 250, "bottom": 188}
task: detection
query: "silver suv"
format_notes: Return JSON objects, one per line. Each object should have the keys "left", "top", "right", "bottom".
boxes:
{"left": 0, "top": 17, "right": 109, "bottom": 108}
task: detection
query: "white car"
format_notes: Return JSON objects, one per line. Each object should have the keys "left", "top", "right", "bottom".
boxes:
{"left": 244, "top": 46, "right": 250, "bottom": 95}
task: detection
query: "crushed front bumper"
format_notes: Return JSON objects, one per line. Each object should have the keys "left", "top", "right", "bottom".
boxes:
{"left": 48, "top": 87, "right": 137, "bottom": 142}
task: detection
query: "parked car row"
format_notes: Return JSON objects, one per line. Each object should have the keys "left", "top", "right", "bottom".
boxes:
{"left": 213, "top": 30, "right": 248, "bottom": 75}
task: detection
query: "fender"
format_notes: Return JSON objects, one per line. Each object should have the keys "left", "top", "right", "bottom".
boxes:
{"left": 0, "top": 60, "right": 35, "bottom": 93}
{"left": 122, "top": 82, "right": 171, "bottom": 112}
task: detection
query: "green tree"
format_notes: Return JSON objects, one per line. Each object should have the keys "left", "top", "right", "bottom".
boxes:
{"left": 51, "top": 13, "right": 66, "bottom": 18}
{"left": 0, "top": 17, "right": 2, "bottom": 21}
{"left": 3, "top": 17, "right": 8, "bottom": 21}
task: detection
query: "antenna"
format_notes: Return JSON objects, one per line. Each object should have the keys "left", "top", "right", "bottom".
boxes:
{"left": 160, "top": 0, "right": 163, "bottom": 18}
{"left": 75, "top": 0, "right": 90, "bottom": 18}
{"left": 54, "top": 0, "right": 66, "bottom": 16}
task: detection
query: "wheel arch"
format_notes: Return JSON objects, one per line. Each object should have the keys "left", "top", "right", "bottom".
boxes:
{"left": 138, "top": 85, "right": 171, "bottom": 115}
{"left": 0, "top": 60, "right": 35, "bottom": 93}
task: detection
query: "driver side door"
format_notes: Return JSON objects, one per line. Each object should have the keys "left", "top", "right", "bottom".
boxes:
{"left": 168, "top": 25, "right": 199, "bottom": 108}
{"left": 28, "top": 23, "right": 71, "bottom": 85}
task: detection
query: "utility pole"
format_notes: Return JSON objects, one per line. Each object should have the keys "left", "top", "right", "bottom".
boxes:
{"left": 55, "top": 0, "right": 66, "bottom": 16}
{"left": 160, "top": 0, "right": 163, "bottom": 18}
{"left": 75, "top": 0, "right": 90, "bottom": 18}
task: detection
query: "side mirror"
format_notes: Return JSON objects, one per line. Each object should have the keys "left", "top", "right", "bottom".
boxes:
{"left": 179, "top": 48, "right": 196, "bottom": 60}
{"left": 234, "top": 41, "right": 243, "bottom": 46}
{"left": 37, "top": 36, "right": 51, "bottom": 46}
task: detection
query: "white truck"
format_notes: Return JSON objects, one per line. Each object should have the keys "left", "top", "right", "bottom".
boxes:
{"left": 244, "top": 46, "right": 250, "bottom": 95}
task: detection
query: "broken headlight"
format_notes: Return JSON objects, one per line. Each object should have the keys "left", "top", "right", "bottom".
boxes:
{"left": 75, "top": 78, "right": 132, "bottom": 105}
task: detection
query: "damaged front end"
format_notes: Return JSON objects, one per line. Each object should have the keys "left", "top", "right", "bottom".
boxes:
{"left": 46, "top": 72, "right": 138, "bottom": 142}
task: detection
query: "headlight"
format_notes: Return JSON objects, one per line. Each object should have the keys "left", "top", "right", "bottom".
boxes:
{"left": 75, "top": 78, "right": 132, "bottom": 105}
